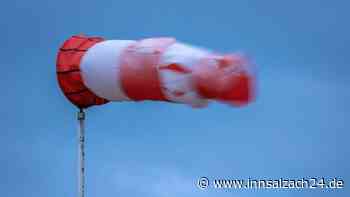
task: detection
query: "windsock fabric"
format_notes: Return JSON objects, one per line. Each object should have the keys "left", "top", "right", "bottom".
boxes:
{"left": 56, "top": 35, "right": 255, "bottom": 108}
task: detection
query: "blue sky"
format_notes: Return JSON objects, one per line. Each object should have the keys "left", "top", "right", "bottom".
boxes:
{"left": 0, "top": 0, "right": 349, "bottom": 197}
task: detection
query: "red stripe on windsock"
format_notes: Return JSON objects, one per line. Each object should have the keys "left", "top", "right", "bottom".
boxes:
{"left": 194, "top": 54, "right": 254, "bottom": 106}
{"left": 56, "top": 35, "right": 109, "bottom": 108}
{"left": 119, "top": 38, "right": 176, "bottom": 101}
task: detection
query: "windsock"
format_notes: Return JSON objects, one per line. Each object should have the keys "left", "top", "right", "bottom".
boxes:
{"left": 56, "top": 35, "right": 255, "bottom": 108}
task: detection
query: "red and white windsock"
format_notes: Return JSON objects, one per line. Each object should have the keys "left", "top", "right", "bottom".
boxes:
{"left": 56, "top": 35, "right": 256, "bottom": 108}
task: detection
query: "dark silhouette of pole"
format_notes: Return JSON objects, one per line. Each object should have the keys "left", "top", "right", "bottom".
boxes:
{"left": 77, "top": 109, "right": 85, "bottom": 197}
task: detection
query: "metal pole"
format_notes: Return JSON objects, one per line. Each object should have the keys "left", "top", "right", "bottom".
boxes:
{"left": 77, "top": 109, "right": 85, "bottom": 197}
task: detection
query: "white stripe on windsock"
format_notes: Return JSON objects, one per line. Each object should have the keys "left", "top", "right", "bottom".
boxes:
{"left": 80, "top": 40, "right": 134, "bottom": 101}
{"left": 158, "top": 43, "right": 210, "bottom": 107}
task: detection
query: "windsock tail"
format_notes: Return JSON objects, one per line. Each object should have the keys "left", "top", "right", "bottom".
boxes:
{"left": 194, "top": 53, "right": 256, "bottom": 106}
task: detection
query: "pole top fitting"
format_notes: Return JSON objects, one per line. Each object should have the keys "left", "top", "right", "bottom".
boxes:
{"left": 78, "top": 109, "right": 85, "bottom": 120}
